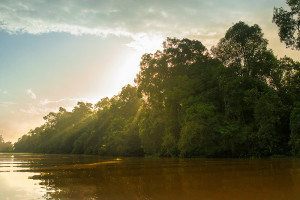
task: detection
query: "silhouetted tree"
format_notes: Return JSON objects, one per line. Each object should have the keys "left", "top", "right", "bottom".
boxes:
{"left": 273, "top": 0, "right": 300, "bottom": 49}
{"left": 0, "top": 135, "right": 13, "bottom": 152}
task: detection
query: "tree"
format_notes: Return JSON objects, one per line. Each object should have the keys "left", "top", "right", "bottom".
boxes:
{"left": 273, "top": 0, "right": 300, "bottom": 50}
{"left": 13, "top": 22, "right": 299, "bottom": 158}
{"left": 289, "top": 102, "right": 300, "bottom": 156}
{"left": 0, "top": 135, "right": 13, "bottom": 152}
{"left": 178, "top": 103, "right": 220, "bottom": 157}
{"left": 211, "top": 21, "right": 275, "bottom": 80}
{"left": 253, "top": 91, "right": 283, "bottom": 156}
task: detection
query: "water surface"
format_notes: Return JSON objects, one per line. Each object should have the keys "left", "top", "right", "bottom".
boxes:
{"left": 0, "top": 153, "right": 300, "bottom": 199}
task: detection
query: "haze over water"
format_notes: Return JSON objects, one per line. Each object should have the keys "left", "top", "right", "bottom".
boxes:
{"left": 1, "top": 153, "right": 300, "bottom": 200}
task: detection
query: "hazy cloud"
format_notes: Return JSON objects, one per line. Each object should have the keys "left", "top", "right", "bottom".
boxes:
{"left": 39, "top": 97, "right": 89, "bottom": 109}
{"left": 0, "top": 0, "right": 209, "bottom": 36}
{"left": 0, "top": 0, "right": 276, "bottom": 48}
{"left": 0, "top": 89, "right": 8, "bottom": 94}
{"left": 20, "top": 97, "right": 90, "bottom": 116}
{"left": 40, "top": 97, "right": 88, "bottom": 105}
{"left": 0, "top": 101, "right": 15, "bottom": 107}
{"left": 26, "top": 89, "right": 37, "bottom": 99}
{"left": 20, "top": 104, "right": 51, "bottom": 115}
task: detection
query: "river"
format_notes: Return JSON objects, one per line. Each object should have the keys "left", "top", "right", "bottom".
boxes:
{"left": 0, "top": 153, "right": 300, "bottom": 199}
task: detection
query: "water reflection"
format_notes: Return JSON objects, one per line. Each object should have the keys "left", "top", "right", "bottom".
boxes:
{"left": 0, "top": 154, "right": 46, "bottom": 199}
{"left": 1, "top": 153, "right": 300, "bottom": 200}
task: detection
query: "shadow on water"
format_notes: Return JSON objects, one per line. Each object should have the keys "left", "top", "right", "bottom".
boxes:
{"left": 1, "top": 153, "right": 300, "bottom": 200}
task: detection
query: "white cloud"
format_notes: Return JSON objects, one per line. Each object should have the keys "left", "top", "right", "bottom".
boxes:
{"left": 126, "top": 33, "right": 164, "bottom": 52}
{"left": 40, "top": 97, "right": 88, "bottom": 106}
{"left": 0, "top": 0, "right": 277, "bottom": 50}
{"left": 26, "top": 89, "right": 37, "bottom": 99}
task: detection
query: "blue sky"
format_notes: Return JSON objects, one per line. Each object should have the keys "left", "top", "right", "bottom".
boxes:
{"left": 0, "top": 0, "right": 299, "bottom": 142}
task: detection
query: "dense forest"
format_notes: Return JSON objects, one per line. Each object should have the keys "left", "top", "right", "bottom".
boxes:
{"left": 14, "top": 21, "right": 299, "bottom": 158}
{"left": 0, "top": 135, "right": 13, "bottom": 152}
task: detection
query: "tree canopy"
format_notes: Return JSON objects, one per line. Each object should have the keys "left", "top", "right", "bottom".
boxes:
{"left": 14, "top": 22, "right": 300, "bottom": 158}
{"left": 273, "top": 0, "right": 300, "bottom": 50}
{"left": 0, "top": 135, "right": 13, "bottom": 152}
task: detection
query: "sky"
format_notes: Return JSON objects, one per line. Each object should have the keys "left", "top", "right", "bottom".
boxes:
{"left": 0, "top": 0, "right": 299, "bottom": 142}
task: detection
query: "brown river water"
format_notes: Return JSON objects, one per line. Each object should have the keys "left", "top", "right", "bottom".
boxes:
{"left": 0, "top": 153, "right": 300, "bottom": 200}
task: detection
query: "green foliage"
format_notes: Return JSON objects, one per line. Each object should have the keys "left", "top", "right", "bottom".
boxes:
{"left": 179, "top": 103, "right": 220, "bottom": 157}
{"left": 273, "top": 0, "right": 300, "bottom": 49}
{"left": 14, "top": 22, "right": 299, "bottom": 158}
{"left": 0, "top": 135, "right": 13, "bottom": 152}
{"left": 253, "top": 91, "right": 282, "bottom": 156}
{"left": 138, "top": 107, "right": 163, "bottom": 156}
{"left": 289, "top": 102, "right": 300, "bottom": 156}
{"left": 212, "top": 21, "right": 276, "bottom": 80}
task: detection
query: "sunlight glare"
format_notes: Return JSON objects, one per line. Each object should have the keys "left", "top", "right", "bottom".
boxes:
{"left": 127, "top": 33, "right": 164, "bottom": 53}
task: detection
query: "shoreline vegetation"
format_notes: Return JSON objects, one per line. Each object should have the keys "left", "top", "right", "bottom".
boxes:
{"left": 12, "top": 21, "right": 300, "bottom": 158}
{"left": 0, "top": 135, "right": 13, "bottom": 152}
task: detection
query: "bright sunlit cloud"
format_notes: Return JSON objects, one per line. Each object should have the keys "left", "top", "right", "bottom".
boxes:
{"left": 40, "top": 98, "right": 89, "bottom": 106}
{"left": 0, "top": 0, "right": 287, "bottom": 52}
{"left": 127, "top": 33, "right": 164, "bottom": 53}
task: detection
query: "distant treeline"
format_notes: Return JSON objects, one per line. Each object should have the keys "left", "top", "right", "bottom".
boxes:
{"left": 14, "top": 22, "right": 300, "bottom": 157}
{"left": 0, "top": 135, "right": 13, "bottom": 152}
